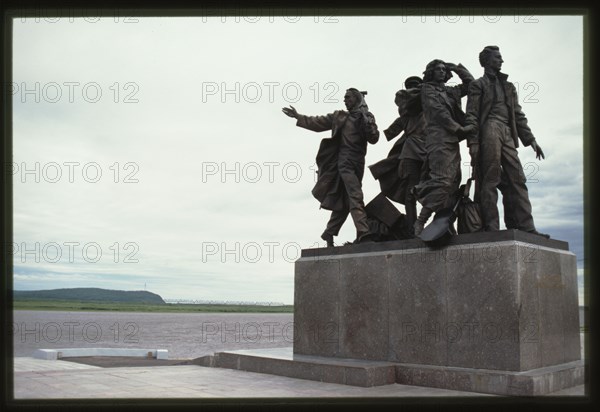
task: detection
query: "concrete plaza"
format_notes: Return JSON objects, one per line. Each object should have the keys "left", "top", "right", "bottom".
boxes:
{"left": 12, "top": 356, "right": 584, "bottom": 399}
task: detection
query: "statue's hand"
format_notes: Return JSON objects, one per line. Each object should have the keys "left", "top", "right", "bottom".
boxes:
{"left": 456, "top": 124, "right": 475, "bottom": 138}
{"left": 469, "top": 143, "right": 479, "bottom": 167}
{"left": 531, "top": 141, "right": 545, "bottom": 160}
{"left": 282, "top": 105, "right": 299, "bottom": 118}
{"left": 445, "top": 62, "right": 457, "bottom": 71}
{"left": 363, "top": 111, "right": 376, "bottom": 124}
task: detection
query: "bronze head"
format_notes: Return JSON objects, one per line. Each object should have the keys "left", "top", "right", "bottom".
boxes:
{"left": 423, "top": 60, "right": 453, "bottom": 83}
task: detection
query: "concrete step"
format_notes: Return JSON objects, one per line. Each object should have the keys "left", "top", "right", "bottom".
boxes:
{"left": 210, "top": 347, "right": 586, "bottom": 395}
{"left": 213, "top": 347, "right": 397, "bottom": 387}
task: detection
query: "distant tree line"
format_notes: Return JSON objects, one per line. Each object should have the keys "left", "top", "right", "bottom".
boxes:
{"left": 164, "top": 298, "right": 287, "bottom": 306}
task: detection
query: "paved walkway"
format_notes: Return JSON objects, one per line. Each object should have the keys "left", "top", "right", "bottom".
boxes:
{"left": 12, "top": 357, "right": 584, "bottom": 399}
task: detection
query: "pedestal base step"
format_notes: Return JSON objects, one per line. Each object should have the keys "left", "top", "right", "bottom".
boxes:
{"left": 208, "top": 348, "right": 585, "bottom": 396}
{"left": 395, "top": 359, "right": 585, "bottom": 396}
{"left": 213, "top": 347, "right": 396, "bottom": 387}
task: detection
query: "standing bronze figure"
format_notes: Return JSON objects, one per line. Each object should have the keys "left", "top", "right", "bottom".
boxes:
{"left": 465, "top": 46, "right": 548, "bottom": 237}
{"left": 413, "top": 60, "right": 475, "bottom": 235}
{"left": 282, "top": 89, "right": 380, "bottom": 246}
{"left": 369, "top": 76, "right": 427, "bottom": 235}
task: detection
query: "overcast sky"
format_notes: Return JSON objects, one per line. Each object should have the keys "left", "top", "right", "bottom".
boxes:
{"left": 11, "top": 13, "right": 584, "bottom": 304}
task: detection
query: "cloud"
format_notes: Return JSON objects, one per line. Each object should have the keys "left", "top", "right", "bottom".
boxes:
{"left": 12, "top": 15, "right": 585, "bottom": 304}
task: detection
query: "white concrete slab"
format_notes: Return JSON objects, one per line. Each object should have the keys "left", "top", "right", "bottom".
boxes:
{"left": 33, "top": 348, "right": 168, "bottom": 360}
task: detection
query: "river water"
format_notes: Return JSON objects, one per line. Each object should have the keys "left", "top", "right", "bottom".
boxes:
{"left": 12, "top": 310, "right": 294, "bottom": 359}
{"left": 11, "top": 310, "right": 586, "bottom": 360}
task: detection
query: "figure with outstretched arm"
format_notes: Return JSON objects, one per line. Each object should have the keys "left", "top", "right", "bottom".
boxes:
{"left": 282, "top": 88, "right": 379, "bottom": 247}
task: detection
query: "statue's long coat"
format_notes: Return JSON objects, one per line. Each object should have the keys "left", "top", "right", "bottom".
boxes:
{"left": 296, "top": 110, "right": 378, "bottom": 211}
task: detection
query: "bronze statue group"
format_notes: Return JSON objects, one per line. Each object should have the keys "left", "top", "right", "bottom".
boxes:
{"left": 283, "top": 46, "right": 549, "bottom": 247}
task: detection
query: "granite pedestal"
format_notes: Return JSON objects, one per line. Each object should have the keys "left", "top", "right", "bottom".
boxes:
{"left": 211, "top": 230, "right": 584, "bottom": 395}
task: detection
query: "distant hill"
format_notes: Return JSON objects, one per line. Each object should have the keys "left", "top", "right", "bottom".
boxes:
{"left": 14, "top": 288, "right": 165, "bottom": 304}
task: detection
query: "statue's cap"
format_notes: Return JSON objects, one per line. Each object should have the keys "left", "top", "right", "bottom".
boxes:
{"left": 404, "top": 76, "right": 423, "bottom": 87}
